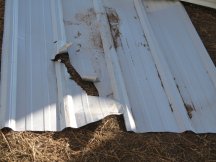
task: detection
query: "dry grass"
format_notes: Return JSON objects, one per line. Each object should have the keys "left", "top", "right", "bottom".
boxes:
{"left": 1, "top": 116, "right": 216, "bottom": 161}
{"left": 1, "top": 1, "right": 216, "bottom": 161}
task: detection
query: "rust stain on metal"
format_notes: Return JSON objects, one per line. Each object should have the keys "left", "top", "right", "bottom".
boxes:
{"left": 185, "top": 104, "right": 194, "bottom": 119}
{"left": 176, "top": 84, "right": 194, "bottom": 119}
{"left": 91, "top": 31, "right": 103, "bottom": 49}
{"left": 106, "top": 7, "right": 121, "bottom": 49}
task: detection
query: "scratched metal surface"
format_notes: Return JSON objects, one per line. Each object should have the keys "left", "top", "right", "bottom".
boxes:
{"left": 1, "top": 0, "right": 216, "bottom": 133}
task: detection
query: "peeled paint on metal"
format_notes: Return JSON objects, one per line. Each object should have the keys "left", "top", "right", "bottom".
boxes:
{"left": 1, "top": 0, "right": 216, "bottom": 133}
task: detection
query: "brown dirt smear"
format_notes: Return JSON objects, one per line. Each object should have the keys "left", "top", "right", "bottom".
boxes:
{"left": 75, "top": 8, "right": 96, "bottom": 26}
{"left": 91, "top": 31, "right": 103, "bottom": 50}
{"left": 106, "top": 7, "right": 121, "bottom": 49}
{"left": 1, "top": 1, "right": 216, "bottom": 161}
{"left": 75, "top": 8, "right": 104, "bottom": 50}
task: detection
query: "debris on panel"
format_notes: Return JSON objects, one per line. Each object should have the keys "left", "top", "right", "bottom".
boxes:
{"left": 106, "top": 8, "right": 121, "bottom": 49}
{"left": 75, "top": 8, "right": 103, "bottom": 50}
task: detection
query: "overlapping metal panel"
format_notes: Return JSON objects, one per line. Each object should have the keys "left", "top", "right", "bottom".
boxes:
{"left": 1, "top": 0, "right": 216, "bottom": 133}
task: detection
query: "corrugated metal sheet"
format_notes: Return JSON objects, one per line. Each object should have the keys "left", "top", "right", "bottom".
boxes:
{"left": 1, "top": 0, "right": 216, "bottom": 133}
{"left": 0, "top": 0, "right": 123, "bottom": 131}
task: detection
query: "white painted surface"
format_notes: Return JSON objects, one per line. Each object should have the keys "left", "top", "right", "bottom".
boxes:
{"left": 1, "top": 0, "right": 216, "bottom": 133}
{"left": 0, "top": 0, "right": 123, "bottom": 131}
{"left": 142, "top": 0, "right": 216, "bottom": 132}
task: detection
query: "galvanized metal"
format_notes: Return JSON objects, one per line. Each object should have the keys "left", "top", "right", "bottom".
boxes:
{"left": 1, "top": 0, "right": 216, "bottom": 133}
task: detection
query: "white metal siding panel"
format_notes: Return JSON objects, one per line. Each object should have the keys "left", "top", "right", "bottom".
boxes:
{"left": 0, "top": 0, "right": 122, "bottom": 131}
{"left": 1, "top": 0, "right": 216, "bottom": 133}
{"left": 139, "top": 0, "right": 216, "bottom": 132}
{"left": 103, "top": 0, "right": 178, "bottom": 132}
{"left": 0, "top": 0, "right": 59, "bottom": 131}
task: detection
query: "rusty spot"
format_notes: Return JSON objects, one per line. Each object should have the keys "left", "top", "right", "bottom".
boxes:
{"left": 106, "top": 7, "right": 121, "bottom": 49}
{"left": 185, "top": 104, "right": 194, "bottom": 119}
{"left": 91, "top": 31, "right": 103, "bottom": 49}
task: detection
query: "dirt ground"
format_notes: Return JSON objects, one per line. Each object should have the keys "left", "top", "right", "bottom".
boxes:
{"left": 1, "top": 1, "right": 216, "bottom": 161}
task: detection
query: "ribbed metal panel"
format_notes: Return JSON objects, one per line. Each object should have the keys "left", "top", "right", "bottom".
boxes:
{"left": 1, "top": 0, "right": 216, "bottom": 133}
{"left": 0, "top": 0, "right": 122, "bottom": 131}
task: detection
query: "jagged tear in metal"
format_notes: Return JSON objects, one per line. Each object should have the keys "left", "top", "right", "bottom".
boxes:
{"left": 1, "top": 0, "right": 216, "bottom": 133}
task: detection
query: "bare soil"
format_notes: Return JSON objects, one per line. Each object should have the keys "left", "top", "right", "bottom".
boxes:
{"left": 0, "top": 1, "right": 216, "bottom": 161}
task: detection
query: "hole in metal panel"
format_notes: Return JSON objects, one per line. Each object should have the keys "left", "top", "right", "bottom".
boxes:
{"left": 52, "top": 52, "right": 99, "bottom": 96}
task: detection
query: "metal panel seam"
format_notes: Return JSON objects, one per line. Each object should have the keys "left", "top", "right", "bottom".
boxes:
{"left": 93, "top": 0, "right": 136, "bottom": 131}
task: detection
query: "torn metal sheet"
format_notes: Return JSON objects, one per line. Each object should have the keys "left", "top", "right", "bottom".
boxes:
{"left": 1, "top": 0, "right": 216, "bottom": 133}
{"left": 62, "top": 0, "right": 216, "bottom": 133}
{"left": 180, "top": 0, "right": 216, "bottom": 9}
{"left": 0, "top": 0, "right": 123, "bottom": 131}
